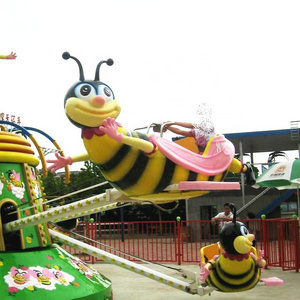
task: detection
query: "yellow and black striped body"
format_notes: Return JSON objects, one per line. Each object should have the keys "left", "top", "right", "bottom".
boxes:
{"left": 205, "top": 254, "right": 261, "bottom": 292}
{"left": 83, "top": 127, "right": 228, "bottom": 201}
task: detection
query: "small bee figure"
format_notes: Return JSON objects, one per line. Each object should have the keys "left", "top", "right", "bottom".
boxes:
{"left": 201, "top": 204, "right": 266, "bottom": 293}
{"left": 10, "top": 267, "right": 30, "bottom": 285}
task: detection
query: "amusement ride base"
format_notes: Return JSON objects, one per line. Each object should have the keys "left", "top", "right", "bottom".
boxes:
{"left": 0, "top": 244, "right": 112, "bottom": 300}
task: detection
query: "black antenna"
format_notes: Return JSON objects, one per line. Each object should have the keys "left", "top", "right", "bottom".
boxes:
{"left": 229, "top": 203, "right": 236, "bottom": 224}
{"left": 94, "top": 58, "right": 114, "bottom": 81}
{"left": 62, "top": 52, "right": 85, "bottom": 81}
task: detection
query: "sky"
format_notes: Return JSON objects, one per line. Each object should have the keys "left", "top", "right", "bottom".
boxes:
{"left": 1, "top": 0, "right": 299, "bottom": 171}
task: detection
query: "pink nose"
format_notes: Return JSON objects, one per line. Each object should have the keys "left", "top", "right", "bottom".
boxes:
{"left": 90, "top": 95, "right": 106, "bottom": 107}
{"left": 248, "top": 234, "right": 255, "bottom": 242}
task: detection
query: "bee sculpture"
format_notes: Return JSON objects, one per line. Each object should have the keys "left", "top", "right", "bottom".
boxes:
{"left": 47, "top": 52, "right": 254, "bottom": 203}
{"left": 200, "top": 204, "right": 266, "bottom": 293}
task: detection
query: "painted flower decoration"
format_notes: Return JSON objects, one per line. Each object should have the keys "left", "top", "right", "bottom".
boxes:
{"left": 72, "top": 282, "right": 80, "bottom": 287}
{"left": 8, "top": 286, "right": 18, "bottom": 295}
{"left": 26, "top": 234, "right": 34, "bottom": 244}
{"left": 27, "top": 285, "right": 35, "bottom": 292}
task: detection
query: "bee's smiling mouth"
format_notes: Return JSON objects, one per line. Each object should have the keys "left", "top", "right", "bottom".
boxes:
{"left": 65, "top": 97, "right": 121, "bottom": 128}
{"left": 76, "top": 102, "right": 115, "bottom": 116}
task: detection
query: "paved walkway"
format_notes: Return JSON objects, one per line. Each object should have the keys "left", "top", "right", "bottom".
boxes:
{"left": 93, "top": 263, "right": 299, "bottom": 300}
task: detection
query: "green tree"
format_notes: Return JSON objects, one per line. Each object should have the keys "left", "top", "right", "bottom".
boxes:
{"left": 42, "top": 160, "right": 108, "bottom": 206}
{"left": 67, "top": 160, "right": 108, "bottom": 201}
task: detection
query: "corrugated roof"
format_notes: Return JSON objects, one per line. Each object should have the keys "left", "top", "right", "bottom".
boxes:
{"left": 224, "top": 129, "right": 299, "bottom": 153}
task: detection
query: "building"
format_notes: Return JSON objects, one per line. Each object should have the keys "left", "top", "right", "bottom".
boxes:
{"left": 185, "top": 125, "right": 300, "bottom": 221}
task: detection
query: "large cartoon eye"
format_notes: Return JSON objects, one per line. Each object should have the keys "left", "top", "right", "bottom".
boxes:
{"left": 240, "top": 225, "right": 249, "bottom": 236}
{"left": 98, "top": 85, "right": 114, "bottom": 102}
{"left": 74, "top": 83, "right": 97, "bottom": 100}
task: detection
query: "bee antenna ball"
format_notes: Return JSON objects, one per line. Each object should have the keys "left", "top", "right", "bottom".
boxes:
{"left": 62, "top": 52, "right": 71, "bottom": 60}
{"left": 106, "top": 58, "right": 114, "bottom": 66}
{"left": 229, "top": 203, "right": 235, "bottom": 210}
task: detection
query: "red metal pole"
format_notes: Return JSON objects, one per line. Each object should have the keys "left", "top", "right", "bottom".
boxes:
{"left": 176, "top": 217, "right": 181, "bottom": 265}
{"left": 90, "top": 221, "right": 95, "bottom": 264}
{"left": 293, "top": 219, "right": 299, "bottom": 272}
{"left": 261, "top": 217, "right": 268, "bottom": 268}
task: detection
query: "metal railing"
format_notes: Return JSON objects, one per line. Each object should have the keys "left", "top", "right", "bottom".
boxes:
{"left": 62, "top": 218, "right": 299, "bottom": 271}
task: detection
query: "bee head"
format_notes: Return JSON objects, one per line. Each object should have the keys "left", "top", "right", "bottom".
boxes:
{"left": 62, "top": 52, "right": 120, "bottom": 128}
{"left": 220, "top": 204, "right": 255, "bottom": 255}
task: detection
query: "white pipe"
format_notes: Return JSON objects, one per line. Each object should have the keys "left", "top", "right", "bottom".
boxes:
{"left": 3, "top": 191, "right": 122, "bottom": 233}
{"left": 49, "top": 229, "right": 193, "bottom": 294}
{"left": 11, "top": 181, "right": 110, "bottom": 216}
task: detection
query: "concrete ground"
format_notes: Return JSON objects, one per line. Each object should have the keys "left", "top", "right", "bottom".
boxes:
{"left": 93, "top": 263, "right": 300, "bottom": 300}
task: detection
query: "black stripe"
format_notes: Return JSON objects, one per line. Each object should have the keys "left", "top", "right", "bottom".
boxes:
{"left": 99, "top": 144, "right": 131, "bottom": 171}
{"left": 205, "top": 276, "right": 214, "bottom": 288}
{"left": 221, "top": 170, "right": 228, "bottom": 181}
{"left": 99, "top": 131, "right": 146, "bottom": 171}
{"left": 218, "top": 259, "right": 254, "bottom": 279}
{"left": 112, "top": 151, "right": 149, "bottom": 190}
{"left": 134, "top": 131, "right": 149, "bottom": 140}
{"left": 154, "top": 158, "right": 176, "bottom": 193}
{"left": 187, "top": 171, "right": 198, "bottom": 181}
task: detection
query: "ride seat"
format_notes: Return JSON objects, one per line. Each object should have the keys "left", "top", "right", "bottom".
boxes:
{"left": 200, "top": 243, "right": 257, "bottom": 263}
